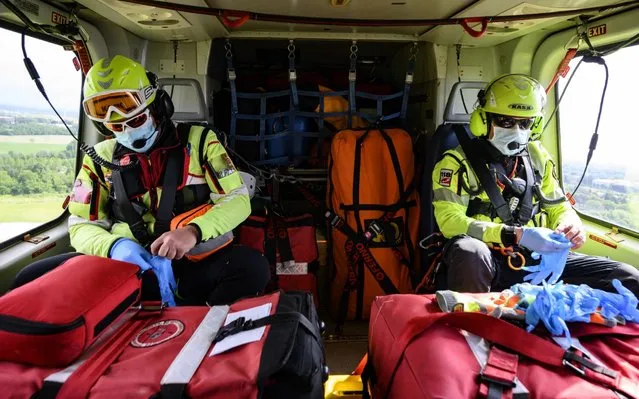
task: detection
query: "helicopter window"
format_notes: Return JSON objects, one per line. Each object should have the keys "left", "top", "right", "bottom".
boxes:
{"left": 558, "top": 44, "right": 639, "bottom": 232}
{"left": 0, "top": 27, "right": 81, "bottom": 243}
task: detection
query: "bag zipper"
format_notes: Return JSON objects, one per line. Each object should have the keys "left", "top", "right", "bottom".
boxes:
{"left": 0, "top": 314, "right": 84, "bottom": 335}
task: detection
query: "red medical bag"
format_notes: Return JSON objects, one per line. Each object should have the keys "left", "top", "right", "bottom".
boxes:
{"left": 0, "top": 290, "right": 327, "bottom": 399}
{"left": 237, "top": 214, "right": 320, "bottom": 306}
{"left": 365, "top": 293, "right": 639, "bottom": 399}
{"left": 0, "top": 255, "right": 141, "bottom": 367}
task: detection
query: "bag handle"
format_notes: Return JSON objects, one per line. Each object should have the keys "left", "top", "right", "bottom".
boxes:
{"left": 381, "top": 308, "right": 639, "bottom": 399}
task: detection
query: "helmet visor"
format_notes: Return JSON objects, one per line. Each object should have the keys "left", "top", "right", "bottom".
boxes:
{"left": 83, "top": 88, "right": 153, "bottom": 122}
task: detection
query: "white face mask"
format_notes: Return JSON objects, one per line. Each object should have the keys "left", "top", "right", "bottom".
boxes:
{"left": 114, "top": 116, "right": 159, "bottom": 153}
{"left": 488, "top": 126, "right": 531, "bottom": 156}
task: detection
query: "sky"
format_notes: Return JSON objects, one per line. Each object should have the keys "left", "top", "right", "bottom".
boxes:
{"left": 0, "top": 28, "right": 82, "bottom": 116}
{"left": 557, "top": 44, "right": 639, "bottom": 172}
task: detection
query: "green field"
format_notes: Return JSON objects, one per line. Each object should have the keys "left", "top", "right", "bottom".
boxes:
{"left": 0, "top": 194, "right": 67, "bottom": 222}
{"left": 0, "top": 142, "right": 67, "bottom": 154}
{"left": 0, "top": 135, "right": 73, "bottom": 154}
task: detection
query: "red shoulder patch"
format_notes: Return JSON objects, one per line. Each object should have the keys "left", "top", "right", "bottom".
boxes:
{"left": 439, "top": 169, "right": 453, "bottom": 187}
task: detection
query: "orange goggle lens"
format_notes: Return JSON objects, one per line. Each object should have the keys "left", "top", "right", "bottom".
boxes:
{"left": 83, "top": 91, "right": 145, "bottom": 121}
{"left": 104, "top": 111, "right": 149, "bottom": 133}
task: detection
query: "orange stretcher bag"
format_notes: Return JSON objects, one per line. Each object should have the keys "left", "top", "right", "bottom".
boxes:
{"left": 327, "top": 127, "right": 419, "bottom": 327}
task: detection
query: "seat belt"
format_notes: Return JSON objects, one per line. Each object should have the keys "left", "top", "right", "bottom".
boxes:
{"left": 112, "top": 124, "right": 188, "bottom": 243}
{"left": 517, "top": 155, "right": 535, "bottom": 225}
{"left": 111, "top": 171, "right": 153, "bottom": 244}
{"left": 453, "top": 124, "right": 514, "bottom": 225}
{"left": 154, "top": 149, "right": 184, "bottom": 236}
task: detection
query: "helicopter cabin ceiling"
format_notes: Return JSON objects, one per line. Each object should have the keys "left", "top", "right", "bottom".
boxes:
{"left": 68, "top": 0, "right": 635, "bottom": 45}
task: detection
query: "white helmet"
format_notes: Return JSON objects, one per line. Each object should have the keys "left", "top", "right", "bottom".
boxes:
{"left": 239, "top": 171, "right": 257, "bottom": 199}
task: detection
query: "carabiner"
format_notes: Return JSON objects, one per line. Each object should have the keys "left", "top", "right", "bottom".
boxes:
{"left": 507, "top": 252, "right": 526, "bottom": 271}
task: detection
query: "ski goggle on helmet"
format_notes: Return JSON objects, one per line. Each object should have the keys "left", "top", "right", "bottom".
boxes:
{"left": 82, "top": 87, "right": 156, "bottom": 123}
{"left": 82, "top": 55, "right": 157, "bottom": 123}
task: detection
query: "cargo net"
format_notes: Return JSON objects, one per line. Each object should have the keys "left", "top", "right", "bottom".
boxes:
{"left": 224, "top": 40, "right": 417, "bottom": 167}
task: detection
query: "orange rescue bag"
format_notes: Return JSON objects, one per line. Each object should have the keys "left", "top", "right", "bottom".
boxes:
{"left": 327, "top": 127, "right": 419, "bottom": 324}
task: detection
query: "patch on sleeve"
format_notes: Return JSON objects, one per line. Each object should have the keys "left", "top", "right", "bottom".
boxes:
{"left": 70, "top": 179, "right": 92, "bottom": 204}
{"left": 215, "top": 153, "right": 237, "bottom": 179}
{"left": 439, "top": 169, "right": 453, "bottom": 187}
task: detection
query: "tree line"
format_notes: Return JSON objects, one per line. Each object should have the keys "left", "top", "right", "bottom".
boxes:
{"left": 0, "top": 122, "right": 71, "bottom": 136}
{"left": 0, "top": 142, "right": 76, "bottom": 195}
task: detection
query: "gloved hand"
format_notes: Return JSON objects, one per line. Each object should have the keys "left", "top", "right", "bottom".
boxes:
{"left": 148, "top": 256, "right": 177, "bottom": 307}
{"left": 519, "top": 227, "right": 573, "bottom": 253}
{"left": 522, "top": 241, "right": 570, "bottom": 285}
{"left": 109, "top": 238, "right": 153, "bottom": 271}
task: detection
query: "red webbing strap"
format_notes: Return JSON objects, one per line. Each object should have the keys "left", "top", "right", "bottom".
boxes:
{"left": 478, "top": 346, "right": 518, "bottom": 399}
{"left": 381, "top": 310, "right": 639, "bottom": 399}
{"left": 546, "top": 48, "right": 578, "bottom": 93}
{"left": 56, "top": 317, "right": 148, "bottom": 399}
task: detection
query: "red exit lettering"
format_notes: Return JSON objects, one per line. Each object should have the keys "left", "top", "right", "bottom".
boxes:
{"left": 52, "top": 12, "right": 68, "bottom": 25}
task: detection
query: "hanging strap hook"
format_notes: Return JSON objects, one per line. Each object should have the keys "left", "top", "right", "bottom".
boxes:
{"left": 460, "top": 17, "right": 489, "bottom": 38}
{"left": 221, "top": 11, "right": 249, "bottom": 29}
{"left": 224, "top": 39, "right": 233, "bottom": 60}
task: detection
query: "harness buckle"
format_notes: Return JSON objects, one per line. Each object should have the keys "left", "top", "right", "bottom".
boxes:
{"left": 478, "top": 373, "right": 517, "bottom": 389}
{"left": 227, "top": 68, "right": 236, "bottom": 81}
{"left": 563, "top": 350, "right": 617, "bottom": 379}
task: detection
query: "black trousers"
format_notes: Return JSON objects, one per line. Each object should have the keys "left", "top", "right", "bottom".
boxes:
{"left": 11, "top": 245, "right": 271, "bottom": 306}
{"left": 438, "top": 236, "right": 639, "bottom": 296}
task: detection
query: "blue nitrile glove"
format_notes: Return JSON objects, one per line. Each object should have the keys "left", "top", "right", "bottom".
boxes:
{"left": 593, "top": 279, "right": 639, "bottom": 322}
{"left": 522, "top": 242, "right": 570, "bottom": 285}
{"left": 148, "top": 256, "right": 177, "bottom": 307}
{"left": 562, "top": 284, "right": 599, "bottom": 323}
{"left": 519, "top": 227, "right": 573, "bottom": 254}
{"left": 109, "top": 238, "right": 153, "bottom": 271}
{"left": 524, "top": 282, "right": 571, "bottom": 339}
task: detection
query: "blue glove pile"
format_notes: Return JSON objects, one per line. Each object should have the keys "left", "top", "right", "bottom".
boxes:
{"left": 511, "top": 280, "right": 639, "bottom": 340}
{"left": 519, "top": 228, "right": 572, "bottom": 285}
{"left": 110, "top": 239, "right": 177, "bottom": 307}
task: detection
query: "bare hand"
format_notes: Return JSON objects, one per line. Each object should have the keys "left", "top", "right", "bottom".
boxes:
{"left": 150, "top": 226, "right": 198, "bottom": 260}
{"left": 555, "top": 222, "right": 586, "bottom": 250}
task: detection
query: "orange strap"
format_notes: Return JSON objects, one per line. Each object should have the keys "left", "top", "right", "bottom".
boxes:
{"left": 546, "top": 48, "right": 578, "bottom": 93}
{"left": 352, "top": 354, "right": 368, "bottom": 375}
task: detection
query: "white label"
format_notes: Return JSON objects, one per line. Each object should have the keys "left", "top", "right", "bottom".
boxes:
{"left": 210, "top": 303, "right": 272, "bottom": 356}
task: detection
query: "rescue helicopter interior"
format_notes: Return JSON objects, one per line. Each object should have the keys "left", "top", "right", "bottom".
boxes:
{"left": 1, "top": 0, "right": 639, "bottom": 395}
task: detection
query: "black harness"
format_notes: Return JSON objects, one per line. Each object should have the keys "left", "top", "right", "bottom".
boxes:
{"left": 109, "top": 123, "right": 213, "bottom": 246}
{"left": 453, "top": 124, "right": 540, "bottom": 226}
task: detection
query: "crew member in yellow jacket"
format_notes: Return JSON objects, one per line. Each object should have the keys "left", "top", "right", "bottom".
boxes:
{"left": 12, "top": 55, "right": 269, "bottom": 305}
{"left": 432, "top": 74, "right": 639, "bottom": 295}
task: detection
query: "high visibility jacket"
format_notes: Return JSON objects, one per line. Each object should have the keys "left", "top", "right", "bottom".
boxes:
{"left": 67, "top": 124, "right": 250, "bottom": 257}
{"left": 432, "top": 140, "right": 579, "bottom": 244}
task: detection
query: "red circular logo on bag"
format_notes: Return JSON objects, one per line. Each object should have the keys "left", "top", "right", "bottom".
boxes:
{"left": 130, "top": 320, "right": 184, "bottom": 348}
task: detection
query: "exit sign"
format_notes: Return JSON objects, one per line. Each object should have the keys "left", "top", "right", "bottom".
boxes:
{"left": 588, "top": 24, "right": 607, "bottom": 38}
{"left": 52, "top": 11, "right": 68, "bottom": 25}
